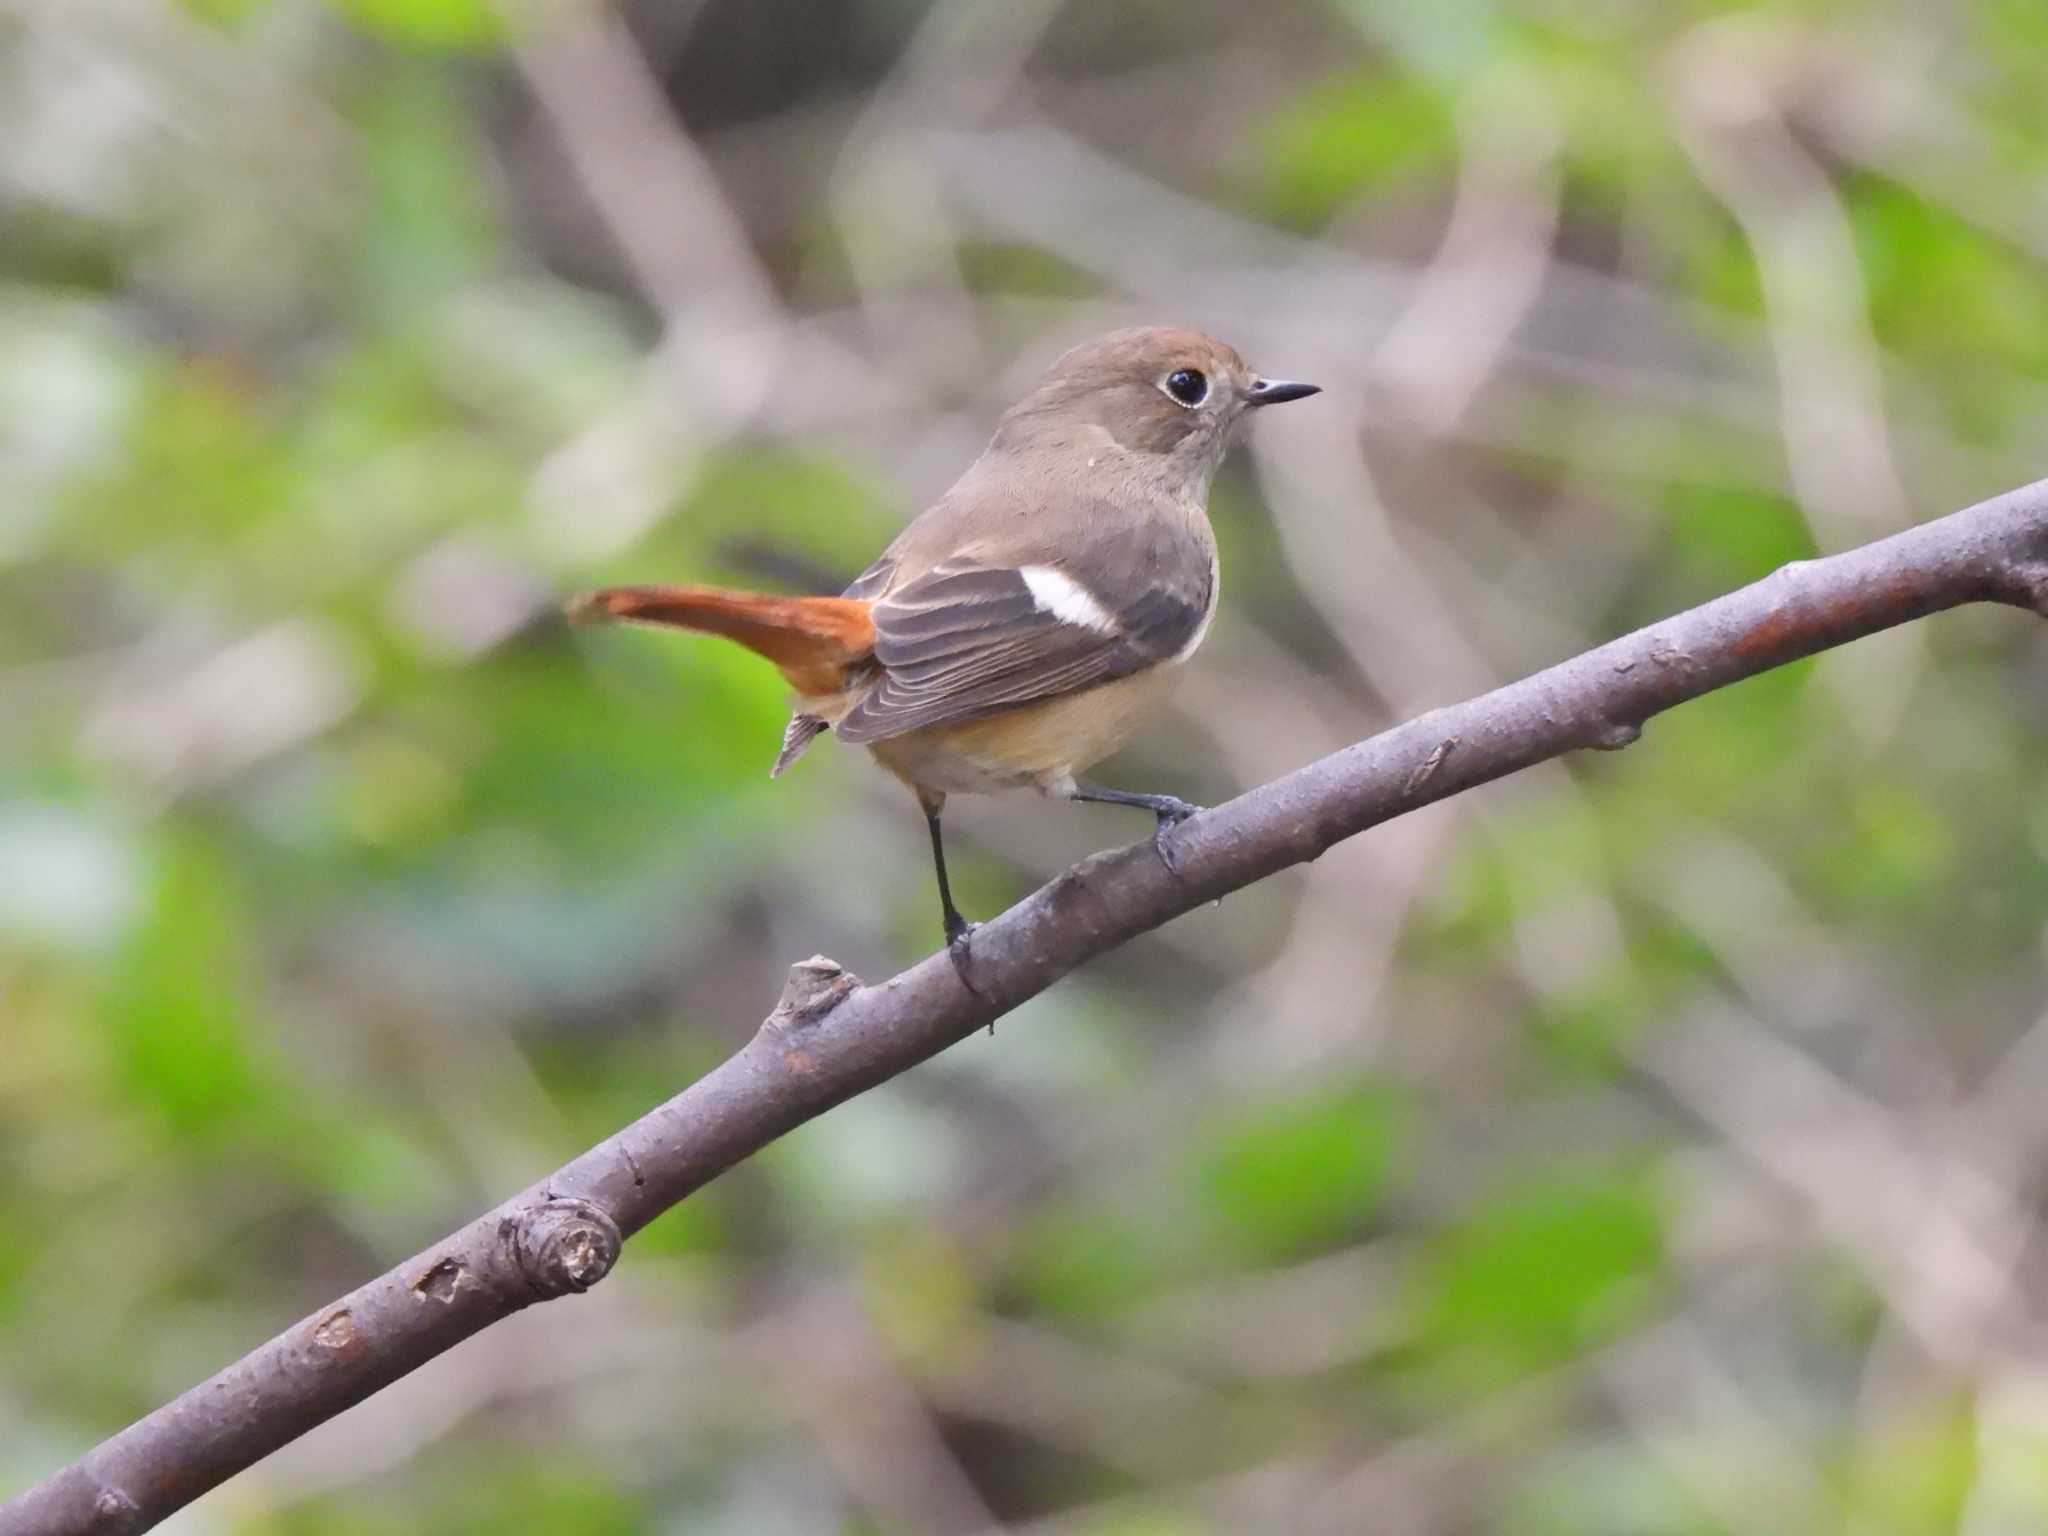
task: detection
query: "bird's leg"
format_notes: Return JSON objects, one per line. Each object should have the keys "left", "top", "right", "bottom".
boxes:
{"left": 922, "top": 796, "right": 980, "bottom": 989}
{"left": 1064, "top": 782, "right": 1205, "bottom": 869}
{"left": 927, "top": 810, "right": 975, "bottom": 944}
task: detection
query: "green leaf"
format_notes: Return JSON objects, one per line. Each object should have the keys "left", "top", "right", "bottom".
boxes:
{"left": 270, "top": 1458, "right": 645, "bottom": 1535}
{"left": 1410, "top": 1168, "right": 1665, "bottom": 1389}
{"left": 99, "top": 831, "right": 276, "bottom": 1139}
{"left": 1847, "top": 176, "right": 2048, "bottom": 444}
{"left": 621, "top": 447, "right": 910, "bottom": 592}
{"left": 1843, "top": 1397, "right": 1979, "bottom": 1535}
{"left": 1808, "top": 781, "right": 1959, "bottom": 919}
{"left": 1015, "top": 1169, "right": 1226, "bottom": 1322}
{"left": 1255, "top": 70, "right": 1456, "bottom": 227}
{"left": 334, "top": 0, "right": 504, "bottom": 51}
{"left": 1664, "top": 484, "right": 1819, "bottom": 595}
{"left": 350, "top": 71, "right": 500, "bottom": 316}
{"left": 180, "top": 0, "right": 275, "bottom": 24}
{"left": 1198, "top": 1085, "right": 1406, "bottom": 1261}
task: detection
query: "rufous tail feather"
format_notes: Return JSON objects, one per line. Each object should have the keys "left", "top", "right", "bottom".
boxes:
{"left": 570, "top": 584, "right": 875, "bottom": 697}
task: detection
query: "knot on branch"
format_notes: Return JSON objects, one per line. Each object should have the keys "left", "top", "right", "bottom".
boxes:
{"left": 87, "top": 1486, "right": 142, "bottom": 1534}
{"left": 764, "top": 955, "right": 857, "bottom": 1037}
{"left": 1587, "top": 718, "right": 1642, "bottom": 751}
{"left": 1998, "top": 560, "right": 2048, "bottom": 616}
{"left": 506, "top": 1197, "right": 622, "bottom": 1298}
{"left": 1403, "top": 736, "right": 1461, "bottom": 796}
{"left": 310, "top": 1307, "right": 369, "bottom": 1366}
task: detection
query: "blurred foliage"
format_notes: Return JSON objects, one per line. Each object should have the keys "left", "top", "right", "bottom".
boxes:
{"left": 4, "top": 0, "right": 2048, "bottom": 1533}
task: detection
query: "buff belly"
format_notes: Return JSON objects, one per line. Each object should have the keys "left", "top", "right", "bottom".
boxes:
{"left": 860, "top": 664, "right": 1182, "bottom": 797}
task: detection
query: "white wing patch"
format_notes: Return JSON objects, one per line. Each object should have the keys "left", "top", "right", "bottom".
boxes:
{"left": 1019, "top": 565, "right": 1120, "bottom": 635}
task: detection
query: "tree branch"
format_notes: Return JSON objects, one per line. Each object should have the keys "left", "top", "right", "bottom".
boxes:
{"left": 11, "top": 480, "right": 2048, "bottom": 1536}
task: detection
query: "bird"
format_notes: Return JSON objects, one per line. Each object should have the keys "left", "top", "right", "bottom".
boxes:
{"left": 571, "top": 326, "right": 1320, "bottom": 965}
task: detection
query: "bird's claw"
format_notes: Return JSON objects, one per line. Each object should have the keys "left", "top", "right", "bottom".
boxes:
{"left": 1150, "top": 798, "right": 1203, "bottom": 877}
{"left": 945, "top": 919, "right": 983, "bottom": 997}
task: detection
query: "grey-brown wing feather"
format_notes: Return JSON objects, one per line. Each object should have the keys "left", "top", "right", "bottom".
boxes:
{"left": 834, "top": 512, "right": 1211, "bottom": 745}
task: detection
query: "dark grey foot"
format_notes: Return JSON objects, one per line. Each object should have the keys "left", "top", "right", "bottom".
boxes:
{"left": 1145, "top": 794, "right": 1203, "bottom": 828}
{"left": 945, "top": 915, "right": 982, "bottom": 997}
{"left": 1150, "top": 799, "right": 1202, "bottom": 875}
{"left": 1067, "top": 783, "right": 1205, "bottom": 875}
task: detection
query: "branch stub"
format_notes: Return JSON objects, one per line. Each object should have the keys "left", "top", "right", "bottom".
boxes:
{"left": 507, "top": 1198, "right": 623, "bottom": 1298}
{"left": 765, "top": 955, "right": 857, "bottom": 1035}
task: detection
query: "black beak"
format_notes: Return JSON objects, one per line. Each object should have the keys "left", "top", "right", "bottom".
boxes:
{"left": 1248, "top": 378, "right": 1321, "bottom": 406}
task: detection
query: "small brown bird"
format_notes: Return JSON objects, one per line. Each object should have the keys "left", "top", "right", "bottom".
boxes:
{"left": 572, "top": 326, "right": 1319, "bottom": 958}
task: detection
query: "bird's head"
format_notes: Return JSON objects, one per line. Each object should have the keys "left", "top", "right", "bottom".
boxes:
{"left": 991, "top": 326, "right": 1320, "bottom": 478}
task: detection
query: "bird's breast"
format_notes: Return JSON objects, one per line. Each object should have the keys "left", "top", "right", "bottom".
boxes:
{"left": 863, "top": 664, "right": 1186, "bottom": 796}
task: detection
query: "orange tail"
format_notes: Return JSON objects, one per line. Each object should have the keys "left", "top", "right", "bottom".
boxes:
{"left": 570, "top": 584, "right": 876, "bottom": 697}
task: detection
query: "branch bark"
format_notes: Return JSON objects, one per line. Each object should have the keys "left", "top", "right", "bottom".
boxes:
{"left": 11, "top": 480, "right": 2048, "bottom": 1536}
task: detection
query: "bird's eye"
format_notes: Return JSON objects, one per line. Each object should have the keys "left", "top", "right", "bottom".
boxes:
{"left": 1164, "top": 368, "right": 1208, "bottom": 406}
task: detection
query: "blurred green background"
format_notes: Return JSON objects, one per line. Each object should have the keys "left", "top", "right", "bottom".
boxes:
{"left": 6, "top": 1, "right": 2048, "bottom": 1531}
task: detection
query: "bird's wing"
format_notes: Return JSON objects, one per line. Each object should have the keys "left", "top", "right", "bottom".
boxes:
{"left": 833, "top": 506, "right": 1213, "bottom": 745}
